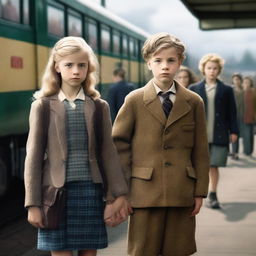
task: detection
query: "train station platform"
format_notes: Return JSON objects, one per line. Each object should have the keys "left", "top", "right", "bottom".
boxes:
{"left": 3, "top": 146, "right": 255, "bottom": 256}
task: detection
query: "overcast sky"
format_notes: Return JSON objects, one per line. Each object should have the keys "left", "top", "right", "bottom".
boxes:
{"left": 103, "top": 0, "right": 256, "bottom": 61}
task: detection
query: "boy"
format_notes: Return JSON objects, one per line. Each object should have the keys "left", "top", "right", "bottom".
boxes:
{"left": 112, "top": 33, "right": 209, "bottom": 256}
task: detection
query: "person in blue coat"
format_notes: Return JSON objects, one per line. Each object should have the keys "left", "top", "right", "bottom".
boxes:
{"left": 190, "top": 53, "right": 238, "bottom": 209}
{"left": 107, "top": 68, "right": 134, "bottom": 122}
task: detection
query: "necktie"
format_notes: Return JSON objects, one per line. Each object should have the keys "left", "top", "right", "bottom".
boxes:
{"left": 159, "top": 91, "right": 173, "bottom": 118}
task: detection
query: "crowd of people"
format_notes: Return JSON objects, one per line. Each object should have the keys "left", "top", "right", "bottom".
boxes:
{"left": 23, "top": 33, "right": 256, "bottom": 256}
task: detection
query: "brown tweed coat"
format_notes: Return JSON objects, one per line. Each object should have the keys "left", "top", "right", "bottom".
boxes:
{"left": 112, "top": 80, "right": 210, "bottom": 208}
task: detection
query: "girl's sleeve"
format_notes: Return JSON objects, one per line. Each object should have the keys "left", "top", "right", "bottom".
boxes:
{"left": 24, "top": 100, "right": 46, "bottom": 208}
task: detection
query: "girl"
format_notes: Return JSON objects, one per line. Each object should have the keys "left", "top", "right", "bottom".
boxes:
{"left": 176, "top": 65, "right": 198, "bottom": 88}
{"left": 24, "top": 36, "right": 131, "bottom": 256}
{"left": 190, "top": 53, "right": 238, "bottom": 209}
{"left": 242, "top": 76, "right": 256, "bottom": 156}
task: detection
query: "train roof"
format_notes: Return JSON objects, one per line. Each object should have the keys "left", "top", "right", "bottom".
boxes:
{"left": 75, "top": 0, "right": 150, "bottom": 39}
{"left": 181, "top": 0, "right": 256, "bottom": 30}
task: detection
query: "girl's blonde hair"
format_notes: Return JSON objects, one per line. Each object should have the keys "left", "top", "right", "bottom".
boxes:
{"left": 34, "top": 36, "right": 100, "bottom": 99}
{"left": 142, "top": 32, "right": 186, "bottom": 62}
{"left": 199, "top": 53, "right": 225, "bottom": 76}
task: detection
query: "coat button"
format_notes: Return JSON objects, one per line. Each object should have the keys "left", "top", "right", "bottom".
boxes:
{"left": 164, "top": 162, "right": 172, "bottom": 166}
{"left": 164, "top": 145, "right": 168, "bottom": 150}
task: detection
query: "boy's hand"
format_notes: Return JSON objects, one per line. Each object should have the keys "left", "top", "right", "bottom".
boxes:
{"left": 28, "top": 206, "right": 44, "bottom": 228}
{"left": 191, "top": 197, "right": 203, "bottom": 216}
{"left": 104, "top": 196, "right": 133, "bottom": 227}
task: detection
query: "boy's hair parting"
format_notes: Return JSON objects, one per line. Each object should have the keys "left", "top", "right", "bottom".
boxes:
{"left": 199, "top": 53, "right": 225, "bottom": 75}
{"left": 34, "top": 36, "right": 100, "bottom": 99}
{"left": 232, "top": 73, "right": 243, "bottom": 82}
{"left": 113, "top": 67, "right": 126, "bottom": 79}
{"left": 142, "top": 32, "right": 186, "bottom": 62}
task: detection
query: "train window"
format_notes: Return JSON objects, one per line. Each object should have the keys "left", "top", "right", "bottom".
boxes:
{"left": 88, "top": 19, "right": 98, "bottom": 51}
{"left": 101, "top": 25, "right": 110, "bottom": 52}
{"left": 0, "top": 0, "right": 20, "bottom": 23}
{"left": 113, "top": 30, "right": 120, "bottom": 55}
{"left": 129, "top": 38, "right": 135, "bottom": 57}
{"left": 134, "top": 39, "right": 138, "bottom": 57}
{"left": 23, "top": 0, "right": 29, "bottom": 25}
{"left": 47, "top": 5, "right": 64, "bottom": 37}
{"left": 68, "top": 14, "right": 82, "bottom": 37}
{"left": 122, "top": 34, "right": 128, "bottom": 57}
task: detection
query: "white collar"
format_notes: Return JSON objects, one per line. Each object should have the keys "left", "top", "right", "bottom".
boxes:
{"left": 153, "top": 81, "right": 176, "bottom": 95}
{"left": 58, "top": 87, "right": 85, "bottom": 102}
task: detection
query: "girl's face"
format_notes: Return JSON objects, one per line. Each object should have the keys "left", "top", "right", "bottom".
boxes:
{"left": 242, "top": 78, "right": 252, "bottom": 90}
{"left": 176, "top": 70, "right": 190, "bottom": 88}
{"left": 204, "top": 61, "right": 220, "bottom": 81}
{"left": 55, "top": 50, "right": 89, "bottom": 89}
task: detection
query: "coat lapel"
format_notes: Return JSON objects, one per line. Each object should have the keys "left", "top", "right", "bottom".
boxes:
{"left": 50, "top": 97, "right": 67, "bottom": 160}
{"left": 143, "top": 80, "right": 166, "bottom": 126}
{"left": 166, "top": 83, "right": 191, "bottom": 128}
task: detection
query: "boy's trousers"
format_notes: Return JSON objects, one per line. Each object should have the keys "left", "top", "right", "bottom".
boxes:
{"left": 128, "top": 207, "right": 196, "bottom": 256}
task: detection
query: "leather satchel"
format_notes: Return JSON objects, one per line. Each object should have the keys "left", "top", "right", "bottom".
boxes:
{"left": 42, "top": 185, "right": 66, "bottom": 229}
{"left": 40, "top": 99, "right": 66, "bottom": 229}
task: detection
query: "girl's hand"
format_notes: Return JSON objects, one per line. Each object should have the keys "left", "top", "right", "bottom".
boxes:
{"left": 27, "top": 206, "right": 45, "bottom": 228}
{"left": 104, "top": 196, "right": 133, "bottom": 227}
{"left": 191, "top": 197, "right": 203, "bottom": 216}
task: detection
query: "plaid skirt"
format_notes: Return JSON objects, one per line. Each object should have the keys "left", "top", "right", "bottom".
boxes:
{"left": 37, "top": 181, "right": 107, "bottom": 251}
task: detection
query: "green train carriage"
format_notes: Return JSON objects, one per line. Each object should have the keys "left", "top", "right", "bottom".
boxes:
{"left": 0, "top": 0, "right": 150, "bottom": 197}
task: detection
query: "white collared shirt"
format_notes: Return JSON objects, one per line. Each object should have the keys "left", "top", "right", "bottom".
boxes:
{"left": 58, "top": 88, "right": 85, "bottom": 109}
{"left": 153, "top": 81, "right": 176, "bottom": 104}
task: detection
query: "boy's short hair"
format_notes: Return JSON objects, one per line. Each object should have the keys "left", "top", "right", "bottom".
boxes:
{"left": 142, "top": 32, "right": 186, "bottom": 61}
{"left": 199, "top": 53, "right": 225, "bottom": 75}
{"left": 113, "top": 67, "right": 126, "bottom": 79}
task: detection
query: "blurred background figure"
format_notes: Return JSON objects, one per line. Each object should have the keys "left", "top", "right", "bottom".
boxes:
{"left": 190, "top": 53, "right": 238, "bottom": 209}
{"left": 242, "top": 76, "right": 256, "bottom": 156}
{"left": 231, "top": 73, "right": 244, "bottom": 160}
{"left": 176, "top": 65, "right": 198, "bottom": 88}
{"left": 107, "top": 67, "right": 134, "bottom": 122}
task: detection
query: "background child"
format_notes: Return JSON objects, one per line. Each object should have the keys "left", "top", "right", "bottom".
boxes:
{"left": 112, "top": 33, "right": 209, "bottom": 256}
{"left": 176, "top": 65, "right": 198, "bottom": 88}
{"left": 231, "top": 73, "right": 244, "bottom": 160}
{"left": 24, "top": 36, "right": 131, "bottom": 256}
{"left": 190, "top": 53, "right": 238, "bottom": 209}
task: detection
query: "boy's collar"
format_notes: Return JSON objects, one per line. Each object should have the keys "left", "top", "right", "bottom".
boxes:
{"left": 153, "top": 81, "right": 176, "bottom": 95}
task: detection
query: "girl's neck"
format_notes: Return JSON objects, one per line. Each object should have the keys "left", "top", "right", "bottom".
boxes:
{"left": 61, "top": 85, "right": 82, "bottom": 101}
{"left": 205, "top": 77, "right": 217, "bottom": 86}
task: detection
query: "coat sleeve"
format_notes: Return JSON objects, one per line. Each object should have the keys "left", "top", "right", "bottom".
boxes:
{"left": 191, "top": 98, "right": 210, "bottom": 197}
{"left": 24, "top": 100, "right": 45, "bottom": 208}
{"left": 112, "top": 94, "right": 135, "bottom": 186}
{"left": 100, "top": 100, "right": 128, "bottom": 201}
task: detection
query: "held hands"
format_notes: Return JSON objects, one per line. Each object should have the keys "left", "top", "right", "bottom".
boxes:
{"left": 27, "top": 206, "right": 45, "bottom": 228}
{"left": 104, "top": 195, "right": 133, "bottom": 227}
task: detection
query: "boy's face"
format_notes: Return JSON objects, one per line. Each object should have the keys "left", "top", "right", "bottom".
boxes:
{"left": 147, "top": 47, "right": 182, "bottom": 89}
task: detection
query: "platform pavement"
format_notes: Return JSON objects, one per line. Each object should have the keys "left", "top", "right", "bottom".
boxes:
{"left": 98, "top": 152, "right": 256, "bottom": 256}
